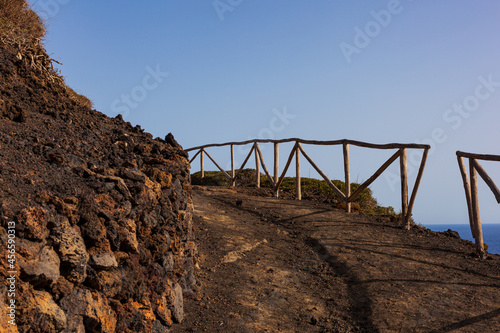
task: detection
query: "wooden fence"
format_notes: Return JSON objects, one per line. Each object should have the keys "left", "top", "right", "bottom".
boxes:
{"left": 186, "top": 139, "right": 430, "bottom": 229}
{"left": 457, "top": 151, "right": 500, "bottom": 258}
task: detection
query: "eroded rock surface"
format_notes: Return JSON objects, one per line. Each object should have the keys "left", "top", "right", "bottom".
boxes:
{"left": 0, "top": 39, "right": 196, "bottom": 332}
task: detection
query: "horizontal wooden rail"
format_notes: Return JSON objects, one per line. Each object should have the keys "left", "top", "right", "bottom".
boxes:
{"left": 457, "top": 151, "right": 500, "bottom": 162}
{"left": 188, "top": 138, "right": 430, "bottom": 229}
{"left": 456, "top": 151, "right": 500, "bottom": 259}
{"left": 186, "top": 138, "right": 430, "bottom": 152}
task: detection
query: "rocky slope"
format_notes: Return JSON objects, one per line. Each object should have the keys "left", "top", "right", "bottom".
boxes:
{"left": 0, "top": 38, "right": 196, "bottom": 331}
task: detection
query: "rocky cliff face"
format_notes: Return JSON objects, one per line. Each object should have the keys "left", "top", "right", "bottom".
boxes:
{"left": 0, "top": 43, "right": 196, "bottom": 332}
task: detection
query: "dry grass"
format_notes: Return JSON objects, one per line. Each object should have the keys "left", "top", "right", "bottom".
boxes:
{"left": 0, "top": 0, "right": 46, "bottom": 47}
{"left": 66, "top": 86, "right": 94, "bottom": 110}
{"left": 0, "top": 0, "right": 62, "bottom": 82}
{"left": 1, "top": 0, "right": 94, "bottom": 108}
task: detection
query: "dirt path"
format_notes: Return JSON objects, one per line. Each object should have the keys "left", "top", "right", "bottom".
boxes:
{"left": 175, "top": 186, "right": 500, "bottom": 332}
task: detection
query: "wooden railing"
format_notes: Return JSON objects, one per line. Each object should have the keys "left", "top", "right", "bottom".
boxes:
{"left": 457, "top": 151, "right": 500, "bottom": 258}
{"left": 186, "top": 139, "right": 430, "bottom": 229}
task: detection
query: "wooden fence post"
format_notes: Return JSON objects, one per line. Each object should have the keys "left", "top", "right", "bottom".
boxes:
{"left": 200, "top": 149, "right": 205, "bottom": 179}
{"left": 231, "top": 144, "right": 235, "bottom": 186}
{"left": 274, "top": 143, "right": 279, "bottom": 198}
{"left": 470, "top": 158, "right": 486, "bottom": 258}
{"left": 400, "top": 148, "right": 409, "bottom": 228}
{"left": 343, "top": 142, "right": 351, "bottom": 213}
{"left": 406, "top": 148, "right": 429, "bottom": 231}
{"left": 255, "top": 143, "right": 260, "bottom": 188}
{"left": 185, "top": 140, "right": 431, "bottom": 235}
{"left": 275, "top": 143, "right": 297, "bottom": 196}
{"left": 457, "top": 155, "right": 475, "bottom": 238}
{"left": 296, "top": 143, "right": 301, "bottom": 200}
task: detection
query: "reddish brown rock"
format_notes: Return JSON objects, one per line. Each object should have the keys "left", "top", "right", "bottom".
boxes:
{"left": 50, "top": 277, "right": 74, "bottom": 301}
{"left": 17, "top": 284, "right": 67, "bottom": 332}
{"left": 118, "top": 219, "right": 139, "bottom": 253}
{"left": 154, "top": 296, "right": 173, "bottom": 327}
{"left": 92, "top": 270, "right": 122, "bottom": 298}
{"left": 170, "top": 283, "right": 184, "bottom": 323}
{"left": 89, "top": 251, "right": 118, "bottom": 270}
{"left": 147, "top": 168, "right": 173, "bottom": 188}
{"left": 50, "top": 217, "right": 89, "bottom": 284}
{"left": 18, "top": 245, "right": 60, "bottom": 286}
{"left": 94, "top": 193, "right": 117, "bottom": 215}
{"left": 122, "top": 168, "right": 147, "bottom": 182}
{"left": 0, "top": 286, "right": 19, "bottom": 332}
{"left": 52, "top": 195, "right": 80, "bottom": 225}
{"left": 16, "top": 207, "right": 49, "bottom": 241}
{"left": 60, "top": 288, "right": 117, "bottom": 333}
{"left": 0, "top": 29, "right": 196, "bottom": 331}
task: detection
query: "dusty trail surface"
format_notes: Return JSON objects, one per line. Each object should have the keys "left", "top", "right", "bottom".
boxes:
{"left": 176, "top": 186, "right": 500, "bottom": 332}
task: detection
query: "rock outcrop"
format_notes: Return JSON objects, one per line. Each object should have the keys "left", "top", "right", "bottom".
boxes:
{"left": 0, "top": 33, "right": 196, "bottom": 331}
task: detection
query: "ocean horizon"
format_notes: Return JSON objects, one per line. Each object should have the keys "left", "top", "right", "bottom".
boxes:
{"left": 424, "top": 223, "right": 500, "bottom": 255}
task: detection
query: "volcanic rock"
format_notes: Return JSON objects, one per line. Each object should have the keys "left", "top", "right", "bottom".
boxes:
{"left": 0, "top": 11, "right": 197, "bottom": 331}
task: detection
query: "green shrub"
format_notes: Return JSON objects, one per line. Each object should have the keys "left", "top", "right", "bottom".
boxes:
{"left": 191, "top": 169, "right": 397, "bottom": 216}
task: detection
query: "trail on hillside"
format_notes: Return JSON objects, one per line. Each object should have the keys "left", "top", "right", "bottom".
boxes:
{"left": 176, "top": 186, "right": 500, "bottom": 333}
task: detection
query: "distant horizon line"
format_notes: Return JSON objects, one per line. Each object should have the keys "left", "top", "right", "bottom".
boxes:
{"left": 423, "top": 222, "right": 500, "bottom": 225}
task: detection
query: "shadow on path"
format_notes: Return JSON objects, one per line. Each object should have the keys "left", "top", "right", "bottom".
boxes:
{"left": 427, "top": 308, "right": 500, "bottom": 333}
{"left": 210, "top": 193, "right": 380, "bottom": 331}
{"left": 305, "top": 236, "right": 380, "bottom": 332}
{"left": 319, "top": 239, "right": 500, "bottom": 283}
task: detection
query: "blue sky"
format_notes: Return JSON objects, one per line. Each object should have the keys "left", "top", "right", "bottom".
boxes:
{"left": 29, "top": 0, "right": 500, "bottom": 227}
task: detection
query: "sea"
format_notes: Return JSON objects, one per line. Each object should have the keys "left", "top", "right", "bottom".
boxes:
{"left": 425, "top": 223, "right": 500, "bottom": 255}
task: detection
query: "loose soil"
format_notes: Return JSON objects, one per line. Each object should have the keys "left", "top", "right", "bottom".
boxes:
{"left": 176, "top": 186, "right": 500, "bottom": 333}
